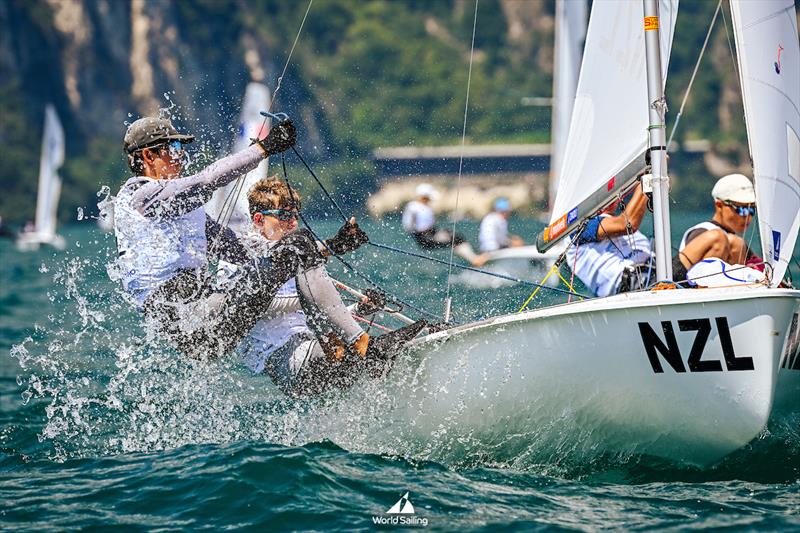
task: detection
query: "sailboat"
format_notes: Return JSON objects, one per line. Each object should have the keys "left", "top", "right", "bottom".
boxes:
{"left": 206, "top": 82, "right": 272, "bottom": 233}
{"left": 16, "top": 104, "right": 66, "bottom": 251}
{"left": 368, "top": 0, "right": 800, "bottom": 466}
{"left": 476, "top": 0, "right": 585, "bottom": 277}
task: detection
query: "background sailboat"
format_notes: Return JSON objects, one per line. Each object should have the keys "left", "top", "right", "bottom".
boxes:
{"left": 16, "top": 104, "right": 66, "bottom": 251}
{"left": 361, "top": 0, "right": 800, "bottom": 467}
{"left": 205, "top": 82, "right": 272, "bottom": 234}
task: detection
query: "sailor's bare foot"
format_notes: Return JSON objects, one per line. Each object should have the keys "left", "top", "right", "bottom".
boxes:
{"left": 350, "top": 332, "right": 370, "bottom": 358}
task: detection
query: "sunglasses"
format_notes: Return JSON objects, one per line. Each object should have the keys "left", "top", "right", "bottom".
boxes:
{"left": 147, "top": 140, "right": 184, "bottom": 158}
{"left": 722, "top": 201, "right": 756, "bottom": 217}
{"left": 259, "top": 209, "right": 299, "bottom": 221}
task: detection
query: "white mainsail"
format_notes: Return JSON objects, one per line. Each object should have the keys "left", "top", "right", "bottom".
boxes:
{"left": 549, "top": 0, "right": 587, "bottom": 210}
{"left": 730, "top": 0, "right": 800, "bottom": 286}
{"left": 36, "top": 104, "right": 65, "bottom": 239}
{"left": 548, "top": 0, "right": 678, "bottom": 235}
{"left": 206, "top": 82, "right": 272, "bottom": 233}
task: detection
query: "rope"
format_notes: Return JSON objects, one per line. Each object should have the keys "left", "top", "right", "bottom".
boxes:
{"left": 291, "top": 146, "right": 348, "bottom": 222}
{"left": 667, "top": 0, "right": 721, "bottom": 149}
{"left": 568, "top": 238, "right": 579, "bottom": 304}
{"left": 271, "top": 0, "right": 313, "bottom": 113}
{"left": 368, "top": 241, "right": 589, "bottom": 299}
{"left": 445, "top": 0, "right": 479, "bottom": 307}
{"left": 288, "top": 143, "right": 583, "bottom": 297}
{"left": 720, "top": 3, "right": 742, "bottom": 90}
{"left": 517, "top": 263, "right": 560, "bottom": 312}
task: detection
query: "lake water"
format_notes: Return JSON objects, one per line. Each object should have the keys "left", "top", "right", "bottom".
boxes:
{"left": 1, "top": 215, "right": 798, "bottom": 530}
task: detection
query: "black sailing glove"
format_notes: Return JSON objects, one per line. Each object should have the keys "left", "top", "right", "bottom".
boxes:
{"left": 256, "top": 119, "right": 296, "bottom": 155}
{"left": 324, "top": 219, "right": 369, "bottom": 256}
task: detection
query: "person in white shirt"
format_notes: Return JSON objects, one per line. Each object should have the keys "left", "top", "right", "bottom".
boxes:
{"left": 566, "top": 183, "right": 653, "bottom": 297}
{"left": 478, "top": 197, "right": 524, "bottom": 252}
{"left": 402, "top": 183, "right": 483, "bottom": 266}
{"left": 220, "top": 177, "right": 426, "bottom": 397}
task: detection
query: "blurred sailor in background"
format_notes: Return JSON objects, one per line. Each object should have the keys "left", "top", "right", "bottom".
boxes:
{"left": 402, "top": 183, "right": 483, "bottom": 266}
{"left": 478, "top": 197, "right": 524, "bottom": 253}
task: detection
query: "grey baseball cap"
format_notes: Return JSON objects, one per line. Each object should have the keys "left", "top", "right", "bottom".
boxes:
{"left": 123, "top": 116, "right": 195, "bottom": 153}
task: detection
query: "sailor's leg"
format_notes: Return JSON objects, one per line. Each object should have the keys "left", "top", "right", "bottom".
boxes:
{"left": 264, "top": 332, "right": 320, "bottom": 396}
{"left": 413, "top": 229, "right": 445, "bottom": 249}
{"left": 144, "top": 270, "right": 230, "bottom": 358}
{"left": 290, "top": 336, "right": 362, "bottom": 397}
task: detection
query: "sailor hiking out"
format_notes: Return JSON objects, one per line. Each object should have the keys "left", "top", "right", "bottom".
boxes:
{"left": 219, "top": 177, "right": 426, "bottom": 397}
{"left": 673, "top": 173, "right": 764, "bottom": 285}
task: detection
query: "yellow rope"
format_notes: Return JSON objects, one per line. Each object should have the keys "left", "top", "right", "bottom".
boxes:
{"left": 517, "top": 260, "right": 585, "bottom": 313}
{"left": 517, "top": 263, "right": 560, "bottom": 313}
{"left": 556, "top": 270, "right": 581, "bottom": 298}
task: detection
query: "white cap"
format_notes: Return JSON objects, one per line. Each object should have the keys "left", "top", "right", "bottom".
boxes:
{"left": 416, "top": 183, "right": 439, "bottom": 199}
{"left": 712, "top": 173, "right": 756, "bottom": 204}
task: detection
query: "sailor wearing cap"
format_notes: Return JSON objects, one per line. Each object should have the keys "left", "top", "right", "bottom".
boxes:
{"left": 402, "top": 183, "right": 439, "bottom": 237}
{"left": 674, "top": 173, "right": 760, "bottom": 281}
{"left": 478, "top": 197, "right": 524, "bottom": 253}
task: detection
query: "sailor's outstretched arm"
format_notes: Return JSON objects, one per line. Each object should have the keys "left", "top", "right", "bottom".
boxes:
{"left": 131, "top": 145, "right": 267, "bottom": 218}
{"left": 131, "top": 120, "right": 296, "bottom": 218}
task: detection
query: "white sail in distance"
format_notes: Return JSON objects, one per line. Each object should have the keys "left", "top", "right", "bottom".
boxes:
{"left": 730, "top": 0, "right": 800, "bottom": 286}
{"left": 35, "top": 104, "right": 65, "bottom": 239}
{"left": 207, "top": 82, "right": 272, "bottom": 233}
{"left": 549, "top": 0, "right": 678, "bottom": 229}
{"left": 549, "top": 0, "right": 587, "bottom": 210}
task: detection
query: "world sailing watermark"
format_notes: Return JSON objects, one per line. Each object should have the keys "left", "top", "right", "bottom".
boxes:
{"left": 372, "top": 492, "right": 429, "bottom": 527}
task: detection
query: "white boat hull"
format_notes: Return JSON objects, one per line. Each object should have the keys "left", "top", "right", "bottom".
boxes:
{"left": 376, "top": 287, "right": 800, "bottom": 466}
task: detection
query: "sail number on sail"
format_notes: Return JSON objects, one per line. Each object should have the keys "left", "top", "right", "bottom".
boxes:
{"left": 638, "top": 317, "right": 754, "bottom": 373}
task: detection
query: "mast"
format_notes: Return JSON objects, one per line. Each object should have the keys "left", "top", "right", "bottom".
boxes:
{"left": 643, "top": 0, "right": 672, "bottom": 281}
